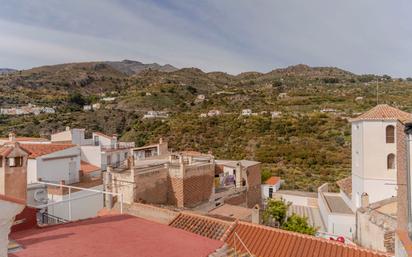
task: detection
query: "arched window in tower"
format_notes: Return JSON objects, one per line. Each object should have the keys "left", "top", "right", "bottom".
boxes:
{"left": 387, "top": 154, "right": 396, "bottom": 169}
{"left": 386, "top": 125, "right": 395, "bottom": 143}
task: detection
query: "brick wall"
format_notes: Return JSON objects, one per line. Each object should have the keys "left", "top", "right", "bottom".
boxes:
{"left": 183, "top": 174, "right": 214, "bottom": 207}
{"left": 168, "top": 177, "right": 184, "bottom": 207}
{"left": 384, "top": 230, "right": 395, "bottom": 253}
{"left": 396, "top": 121, "right": 408, "bottom": 230}
{"left": 224, "top": 192, "right": 247, "bottom": 206}
{"left": 246, "top": 164, "right": 262, "bottom": 207}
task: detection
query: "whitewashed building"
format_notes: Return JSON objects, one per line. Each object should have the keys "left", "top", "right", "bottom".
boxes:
{"left": 261, "top": 176, "right": 281, "bottom": 199}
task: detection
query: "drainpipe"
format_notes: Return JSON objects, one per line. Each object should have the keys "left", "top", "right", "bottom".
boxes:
{"left": 404, "top": 122, "right": 412, "bottom": 239}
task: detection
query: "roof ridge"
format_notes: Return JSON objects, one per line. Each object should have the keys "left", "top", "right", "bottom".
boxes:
{"left": 179, "top": 211, "right": 234, "bottom": 225}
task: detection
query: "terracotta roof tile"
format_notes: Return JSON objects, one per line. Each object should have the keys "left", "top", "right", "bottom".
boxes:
{"left": 351, "top": 104, "right": 412, "bottom": 123}
{"left": 337, "top": 177, "right": 352, "bottom": 198}
{"left": 0, "top": 145, "right": 13, "bottom": 157}
{"left": 169, "top": 212, "right": 232, "bottom": 240}
{"left": 225, "top": 221, "right": 390, "bottom": 257}
{"left": 265, "top": 176, "right": 281, "bottom": 185}
{"left": 21, "top": 144, "right": 77, "bottom": 158}
{"left": 80, "top": 160, "right": 100, "bottom": 173}
{"left": 0, "top": 137, "right": 49, "bottom": 142}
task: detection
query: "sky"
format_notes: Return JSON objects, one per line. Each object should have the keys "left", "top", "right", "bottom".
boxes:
{"left": 1, "top": 0, "right": 412, "bottom": 77}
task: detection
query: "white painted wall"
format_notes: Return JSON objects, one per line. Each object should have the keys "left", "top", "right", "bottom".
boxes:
{"left": 27, "top": 146, "right": 81, "bottom": 184}
{"left": 318, "top": 193, "right": 355, "bottom": 239}
{"left": 0, "top": 200, "right": 24, "bottom": 257}
{"left": 351, "top": 120, "right": 397, "bottom": 208}
{"left": 81, "top": 146, "right": 102, "bottom": 168}
{"left": 47, "top": 185, "right": 104, "bottom": 221}
{"left": 261, "top": 184, "right": 281, "bottom": 199}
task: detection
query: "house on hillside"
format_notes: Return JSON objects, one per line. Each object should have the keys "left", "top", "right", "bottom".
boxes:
{"left": 261, "top": 176, "right": 281, "bottom": 199}
{"left": 207, "top": 110, "right": 221, "bottom": 117}
{"left": 143, "top": 111, "right": 169, "bottom": 119}
{"left": 241, "top": 109, "right": 252, "bottom": 116}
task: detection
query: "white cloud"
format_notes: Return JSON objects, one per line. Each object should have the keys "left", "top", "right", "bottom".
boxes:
{"left": 1, "top": 0, "right": 412, "bottom": 76}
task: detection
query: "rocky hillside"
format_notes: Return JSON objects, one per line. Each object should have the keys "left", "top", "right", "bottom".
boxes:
{"left": 0, "top": 60, "right": 409, "bottom": 191}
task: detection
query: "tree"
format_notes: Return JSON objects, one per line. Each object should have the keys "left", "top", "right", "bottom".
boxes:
{"left": 262, "top": 199, "right": 290, "bottom": 227}
{"left": 281, "top": 213, "right": 317, "bottom": 235}
{"left": 261, "top": 168, "right": 272, "bottom": 183}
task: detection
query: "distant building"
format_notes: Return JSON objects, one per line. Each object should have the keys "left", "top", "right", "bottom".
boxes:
{"left": 143, "top": 111, "right": 169, "bottom": 119}
{"left": 92, "top": 103, "right": 101, "bottom": 110}
{"left": 271, "top": 111, "right": 282, "bottom": 118}
{"left": 320, "top": 108, "right": 337, "bottom": 113}
{"left": 278, "top": 93, "right": 288, "bottom": 99}
{"left": 207, "top": 110, "right": 221, "bottom": 117}
{"left": 241, "top": 109, "right": 252, "bottom": 116}
{"left": 355, "top": 96, "right": 364, "bottom": 101}
{"left": 199, "top": 113, "right": 207, "bottom": 118}
{"left": 102, "top": 97, "right": 116, "bottom": 102}
{"left": 261, "top": 176, "right": 281, "bottom": 199}
{"left": 83, "top": 105, "right": 92, "bottom": 111}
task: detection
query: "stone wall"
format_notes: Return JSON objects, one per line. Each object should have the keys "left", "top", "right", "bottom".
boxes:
{"left": 183, "top": 173, "right": 214, "bottom": 207}
{"left": 396, "top": 121, "right": 408, "bottom": 230}
{"left": 135, "top": 168, "right": 169, "bottom": 204}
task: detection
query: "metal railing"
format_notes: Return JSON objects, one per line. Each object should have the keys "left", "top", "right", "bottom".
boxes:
{"left": 33, "top": 181, "right": 124, "bottom": 221}
{"left": 40, "top": 212, "right": 68, "bottom": 225}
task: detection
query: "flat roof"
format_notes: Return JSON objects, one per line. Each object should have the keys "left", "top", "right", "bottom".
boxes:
{"left": 324, "top": 194, "right": 353, "bottom": 214}
{"left": 208, "top": 204, "right": 253, "bottom": 221}
{"left": 215, "top": 159, "right": 260, "bottom": 168}
{"left": 275, "top": 190, "right": 318, "bottom": 198}
{"left": 11, "top": 214, "right": 223, "bottom": 257}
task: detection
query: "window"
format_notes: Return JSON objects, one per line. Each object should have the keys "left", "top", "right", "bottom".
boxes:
{"left": 386, "top": 125, "right": 395, "bottom": 143}
{"left": 387, "top": 154, "right": 396, "bottom": 169}
{"left": 8, "top": 156, "right": 23, "bottom": 167}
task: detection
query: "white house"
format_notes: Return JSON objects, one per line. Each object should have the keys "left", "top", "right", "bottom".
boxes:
{"left": 21, "top": 144, "right": 81, "bottom": 184}
{"left": 261, "top": 176, "right": 281, "bottom": 199}
{"left": 51, "top": 128, "right": 135, "bottom": 171}
{"left": 208, "top": 110, "right": 221, "bottom": 117}
{"left": 271, "top": 111, "right": 282, "bottom": 118}
{"left": 241, "top": 109, "right": 252, "bottom": 116}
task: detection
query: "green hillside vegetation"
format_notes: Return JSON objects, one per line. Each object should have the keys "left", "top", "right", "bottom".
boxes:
{"left": 1, "top": 62, "right": 411, "bottom": 191}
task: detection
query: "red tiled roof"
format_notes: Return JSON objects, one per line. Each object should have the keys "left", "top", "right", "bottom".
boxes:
{"left": 337, "top": 177, "right": 352, "bottom": 198}
{"left": 11, "top": 214, "right": 223, "bottom": 257}
{"left": 351, "top": 104, "right": 412, "bottom": 123}
{"left": 0, "top": 137, "right": 49, "bottom": 142}
{"left": 20, "top": 144, "right": 76, "bottom": 158}
{"left": 169, "top": 212, "right": 233, "bottom": 240}
{"left": 225, "top": 221, "right": 390, "bottom": 257}
{"left": 265, "top": 176, "right": 281, "bottom": 185}
{"left": 0, "top": 145, "right": 13, "bottom": 157}
{"left": 80, "top": 160, "right": 100, "bottom": 174}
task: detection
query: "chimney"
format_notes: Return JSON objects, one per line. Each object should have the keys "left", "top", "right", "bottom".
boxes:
{"left": 159, "top": 137, "right": 163, "bottom": 144}
{"left": 65, "top": 126, "right": 70, "bottom": 131}
{"left": 8, "top": 132, "right": 16, "bottom": 142}
{"left": 361, "top": 193, "right": 369, "bottom": 208}
{"left": 235, "top": 162, "right": 243, "bottom": 188}
{"left": 252, "top": 204, "right": 261, "bottom": 224}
